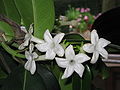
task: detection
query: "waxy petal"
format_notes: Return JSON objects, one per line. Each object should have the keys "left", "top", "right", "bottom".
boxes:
{"left": 91, "top": 51, "right": 99, "bottom": 64}
{"left": 35, "top": 55, "right": 46, "bottom": 61}
{"left": 31, "top": 36, "right": 45, "bottom": 44}
{"left": 45, "top": 49, "right": 56, "bottom": 60}
{"left": 65, "top": 45, "right": 75, "bottom": 60}
{"left": 62, "top": 66, "right": 74, "bottom": 79}
{"left": 99, "top": 48, "right": 108, "bottom": 59}
{"left": 18, "top": 43, "right": 25, "bottom": 50}
{"left": 55, "top": 57, "right": 69, "bottom": 68}
{"left": 32, "top": 52, "right": 38, "bottom": 59}
{"left": 98, "top": 38, "right": 111, "bottom": 48}
{"left": 29, "top": 43, "right": 34, "bottom": 53}
{"left": 91, "top": 30, "right": 99, "bottom": 45}
{"left": 82, "top": 43, "right": 94, "bottom": 53}
{"left": 35, "top": 43, "right": 49, "bottom": 52}
{"left": 21, "top": 26, "right": 27, "bottom": 33}
{"left": 44, "top": 30, "right": 53, "bottom": 43}
{"left": 54, "top": 33, "right": 65, "bottom": 44}
{"left": 30, "top": 60, "right": 36, "bottom": 74}
{"left": 74, "top": 53, "right": 90, "bottom": 63}
{"left": 29, "top": 24, "right": 33, "bottom": 34}
{"left": 55, "top": 44, "right": 64, "bottom": 57}
{"left": 25, "top": 51, "right": 32, "bottom": 61}
{"left": 74, "top": 64, "right": 85, "bottom": 77}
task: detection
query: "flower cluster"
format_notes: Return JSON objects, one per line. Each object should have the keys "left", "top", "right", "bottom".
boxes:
{"left": 19, "top": 25, "right": 110, "bottom": 79}
{"left": 56, "top": 7, "right": 101, "bottom": 40}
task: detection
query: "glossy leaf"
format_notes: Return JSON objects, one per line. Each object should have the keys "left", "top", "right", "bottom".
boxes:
{"left": 0, "top": 21, "right": 14, "bottom": 42}
{"left": 3, "top": 0, "right": 21, "bottom": 24}
{"left": 1, "top": 66, "right": 46, "bottom": 90}
{"left": 59, "top": 72, "right": 72, "bottom": 90}
{"left": 37, "top": 64, "right": 61, "bottom": 90}
{"left": 72, "top": 65, "right": 92, "bottom": 90}
{"left": 14, "top": 0, "right": 34, "bottom": 28}
{"left": 32, "top": 0, "right": 55, "bottom": 39}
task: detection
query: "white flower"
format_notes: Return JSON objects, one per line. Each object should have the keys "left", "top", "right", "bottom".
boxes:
{"left": 24, "top": 43, "right": 38, "bottom": 74}
{"left": 82, "top": 30, "right": 111, "bottom": 64}
{"left": 35, "top": 29, "right": 65, "bottom": 60}
{"left": 55, "top": 45, "right": 90, "bottom": 79}
{"left": 18, "top": 24, "right": 44, "bottom": 50}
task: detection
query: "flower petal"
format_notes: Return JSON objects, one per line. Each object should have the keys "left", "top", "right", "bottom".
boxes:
{"left": 18, "top": 43, "right": 25, "bottom": 50}
{"left": 74, "top": 63, "right": 85, "bottom": 77}
{"left": 45, "top": 49, "right": 56, "bottom": 60}
{"left": 35, "top": 55, "right": 46, "bottom": 61}
{"left": 21, "top": 26, "right": 27, "bottom": 33}
{"left": 74, "top": 53, "right": 90, "bottom": 63}
{"left": 35, "top": 43, "right": 49, "bottom": 52}
{"left": 82, "top": 43, "right": 94, "bottom": 53}
{"left": 91, "top": 30, "right": 99, "bottom": 45}
{"left": 65, "top": 45, "right": 75, "bottom": 60}
{"left": 55, "top": 57, "right": 69, "bottom": 68}
{"left": 24, "top": 38, "right": 29, "bottom": 46}
{"left": 29, "top": 24, "right": 33, "bottom": 34}
{"left": 54, "top": 33, "right": 65, "bottom": 44}
{"left": 44, "top": 29, "right": 53, "bottom": 43}
{"left": 31, "top": 36, "right": 45, "bottom": 44}
{"left": 98, "top": 38, "right": 111, "bottom": 48}
{"left": 29, "top": 43, "right": 34, "bottom": 53}
{"left": 55, "top": 44, "right": 64, "bottom": 57}
{"left": 62, "top": 66, "right": 74, "bottom": 79}
{"left": 99, "top": 48, "right": 108, "bottom": 59}
{"left": 33, "top": 52, "right": 38, "bottom": 59}
{"left": 24, "top": 60, "right": 31, "bottom": 71}
{"left": 30, "top": 60, "right": 36, "bottom": 74}
{"left": 91, "top": 51, "right": 99, "bottom": 64}
{"left": 25, "top": 51, "right": 32, "bottom": 61}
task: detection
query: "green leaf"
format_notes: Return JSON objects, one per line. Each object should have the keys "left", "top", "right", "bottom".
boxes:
{"left": 0, "top": 0, "right": 6, "bottom": 15}
{"left": 64, "top": 33, "right": 84, "bottom": 41}
{"left": 32, "top": 0, "right": 55, "bottom": 39}
{"left": 72, "top": 65, "right": 92, "bottom": 90}
{"left": 1, "top": 66, "right": 46, "bottom": 90}
{"left": 37, "top": 64, "right": 61, "bottom": 90}
{"left": 3, "top": 0, "right": 21, "bottom": 24}
{"left": 14, "top": 0, "right": 34, "bottom": 28}
{"left": 0, "top": 21, "right": 14, "bottom": 42}
{"left": 59, "top": 72, "right": 72, "bottom": 90}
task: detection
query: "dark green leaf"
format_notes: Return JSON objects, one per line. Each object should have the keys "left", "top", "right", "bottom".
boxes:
{"left": 72, "top": 65, "right": 92, "bottom": 90}
{"left": 3, "top": 0, "right": 21, "bottom": 24}
{"left": 37, "top": 64, "right": 61, "bottom": 90}
{"left": 59, "top": 72, "right": 72, "bottom": 90}
{"left": 32, "top": 0, "right": 55, "bottom": 39}
{"left": 14, "top": 0, "right": 34, "bottom": 28}
{"left": 0, "top": 0, "right": 6, "bottom": 15}
{"left": 64, "top": 33, "right": 85, "bottom": 42}
{"left": 0, "top": 47, "right": 17, "bottom": 74}
{"left": 1, "top": 66, "right": 46, "bottom": 90}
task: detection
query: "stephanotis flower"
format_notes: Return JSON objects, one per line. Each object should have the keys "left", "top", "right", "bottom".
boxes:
{"left": 82, "top": 29, "right": 111, "bottom": 64}
{"left": 18, "top": 24, "right": 44, "bottom": 50}
{"left": 55, "top": 45, "right": 90, "bottom": 79}
{"left": 24, "top": 43, "right": 38, "bottom": 74}
{"left": 35, "top": 30, "right": 65, "bottom": 60}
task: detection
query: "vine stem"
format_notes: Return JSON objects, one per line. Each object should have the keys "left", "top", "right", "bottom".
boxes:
{"left": 1, "top": 42, "right": 25, "bottom": 59}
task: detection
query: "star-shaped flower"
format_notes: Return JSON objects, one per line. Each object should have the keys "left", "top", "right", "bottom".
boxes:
{"left": 55, "top": 45, "right": 90, "bottom": 79}
{"left": 82, "top": 30, "right": 111, "bottom": 64}
{"left": 24, "top": 43, "right": 38, "bottom": 74}
{"left": 35, "top": 30, "right": 65, "bottom": 60}
{"left": 18, "top": 24, "right": 44, "bottom": 50}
